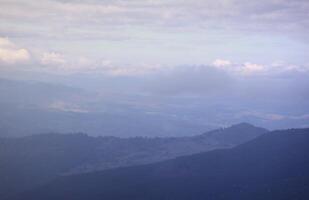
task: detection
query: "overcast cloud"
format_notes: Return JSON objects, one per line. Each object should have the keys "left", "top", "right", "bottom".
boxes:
{"left": 0, "top": 0, "right": 308, "bottom": 130}
{"left": 0, "top": 0, "right": 308, "bottom": 68}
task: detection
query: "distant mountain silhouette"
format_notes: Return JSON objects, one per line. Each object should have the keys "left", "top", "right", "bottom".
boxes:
{"left": 0, "top": 78, "right": 216, "bottom": 138}
{"left": 0, "top": 123, "right": 267, "bottom": 198}
{"left": 12, "top": 128, "right": 309, "bottom": 200}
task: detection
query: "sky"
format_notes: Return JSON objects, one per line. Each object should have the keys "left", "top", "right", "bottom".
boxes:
{"left": 0, "top": 0, "right": 309, "bottom": 132}
{"left": 0, "top": 0, "right": 309, "bottom": 70}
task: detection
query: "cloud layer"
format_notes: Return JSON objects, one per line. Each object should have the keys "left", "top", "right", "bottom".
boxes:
{"left": 1, "top": 0, "right": 308, "bottom": 39}
{"left": 0, "top": 0, "right": 308, "bottom": 68}
{"left": 0, "top": 0, "right": 308, "bottom": 130}
{"left": 0, "top": 37, "right": 30, "bottom": 64}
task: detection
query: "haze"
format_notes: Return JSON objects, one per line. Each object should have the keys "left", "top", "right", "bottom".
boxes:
{"left": 0, "top": 0, "right": 309, "bottom": 137}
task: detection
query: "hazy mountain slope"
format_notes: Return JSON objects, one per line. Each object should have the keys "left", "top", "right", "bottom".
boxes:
{"left": 0, "top": 133, "right": 99, "bottom": 198}
{"left": 69, "top": 123, "right": 267, "bottom": 173}
{"left": 15, "top": 128, "right": 309, "bottom": 200}
{"left": 0, "top": 123, "right": 267, "bottom": 198}
{"left": 0, "top": 78, "right": 213, "bottom": 137}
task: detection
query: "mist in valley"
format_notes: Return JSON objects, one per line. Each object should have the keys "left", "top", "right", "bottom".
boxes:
{"left": 0, "top": 0, "right": 309, "bottom": 199}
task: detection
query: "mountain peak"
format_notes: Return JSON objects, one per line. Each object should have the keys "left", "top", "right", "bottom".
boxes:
{"left": 225, "top": 122, "right": 268, "bottom": 132}
{"left": 229, "top": 122, "right": 260, "bottom": 128}
{"left": 198, "top": 122, "right": 268, "bottom": 145}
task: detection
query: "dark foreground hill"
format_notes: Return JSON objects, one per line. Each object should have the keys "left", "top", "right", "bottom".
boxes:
{"left": 0, "top": 123, "right": 266, "bottom": 198}
{"left": 13, "top": 128, "right": 309, "bottom": 200}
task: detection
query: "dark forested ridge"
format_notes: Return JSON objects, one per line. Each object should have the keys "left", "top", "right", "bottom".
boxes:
{"left": 0, "top": 123, "right": 267, "bottom": 198}
{"left": 11, "top": 128, "right": 309, "bottom": 200}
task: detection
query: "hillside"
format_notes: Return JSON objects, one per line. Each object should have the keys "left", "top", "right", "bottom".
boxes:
{"left": 0, "top": 123, "right": 267, "bottom": 198}
{"left": 13, "top": 128, "right": 309, "bottom": 200}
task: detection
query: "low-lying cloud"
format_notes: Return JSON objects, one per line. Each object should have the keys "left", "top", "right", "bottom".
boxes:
{"left": 0, "top": 37, "right": 30, "bottom": 65}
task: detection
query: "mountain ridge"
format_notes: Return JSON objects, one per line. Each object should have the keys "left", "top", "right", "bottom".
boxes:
{"left": 12, "top": 128, "right": 309, "bottom": 200}
{"left": 0, "top": 123, "right": 267, "bottom": 198}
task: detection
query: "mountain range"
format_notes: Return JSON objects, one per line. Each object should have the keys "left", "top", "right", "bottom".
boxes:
{"left": 11, "top": 128, "right": 309, "bottom": 200}
{"left": 0, "top": 123, "right": 266, "bottom": 198}
{"left": 0, "top": 78, "right": 214, "bottom": 138}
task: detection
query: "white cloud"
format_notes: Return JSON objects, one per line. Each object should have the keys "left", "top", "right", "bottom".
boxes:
{"left": 241, "top": 62, "right": 265, "bottom": 74}
{"left": 144, "top": 65, "right": 233, "bottom": 96}
{"left": 213, "top": 59, "right": 232, "bottom": 68}
{"left": 212, "top": 59, "right": 265, "bottom": 75}
{"left": 37, "top": 51, "right": 165, "bottom": 76}
{"left": 270, "top": 61, "right": 309, "bottom": 73}
{"left": 211, "top": 59, "right": 309, "bottom": 76}
{"left": 0, "top": 37, "right": 14, "bottom": 47}
{"left": 0, "top": 37, "right": 31, "bottom": 64}
{"left": 0, "top": 48, "right": 30, "bottom": 64}
{"left": 39, "top": 52, "right": 118, "bottom": 74}
{"left": 41, "top": 52, "right": 66, "bottom": 66}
